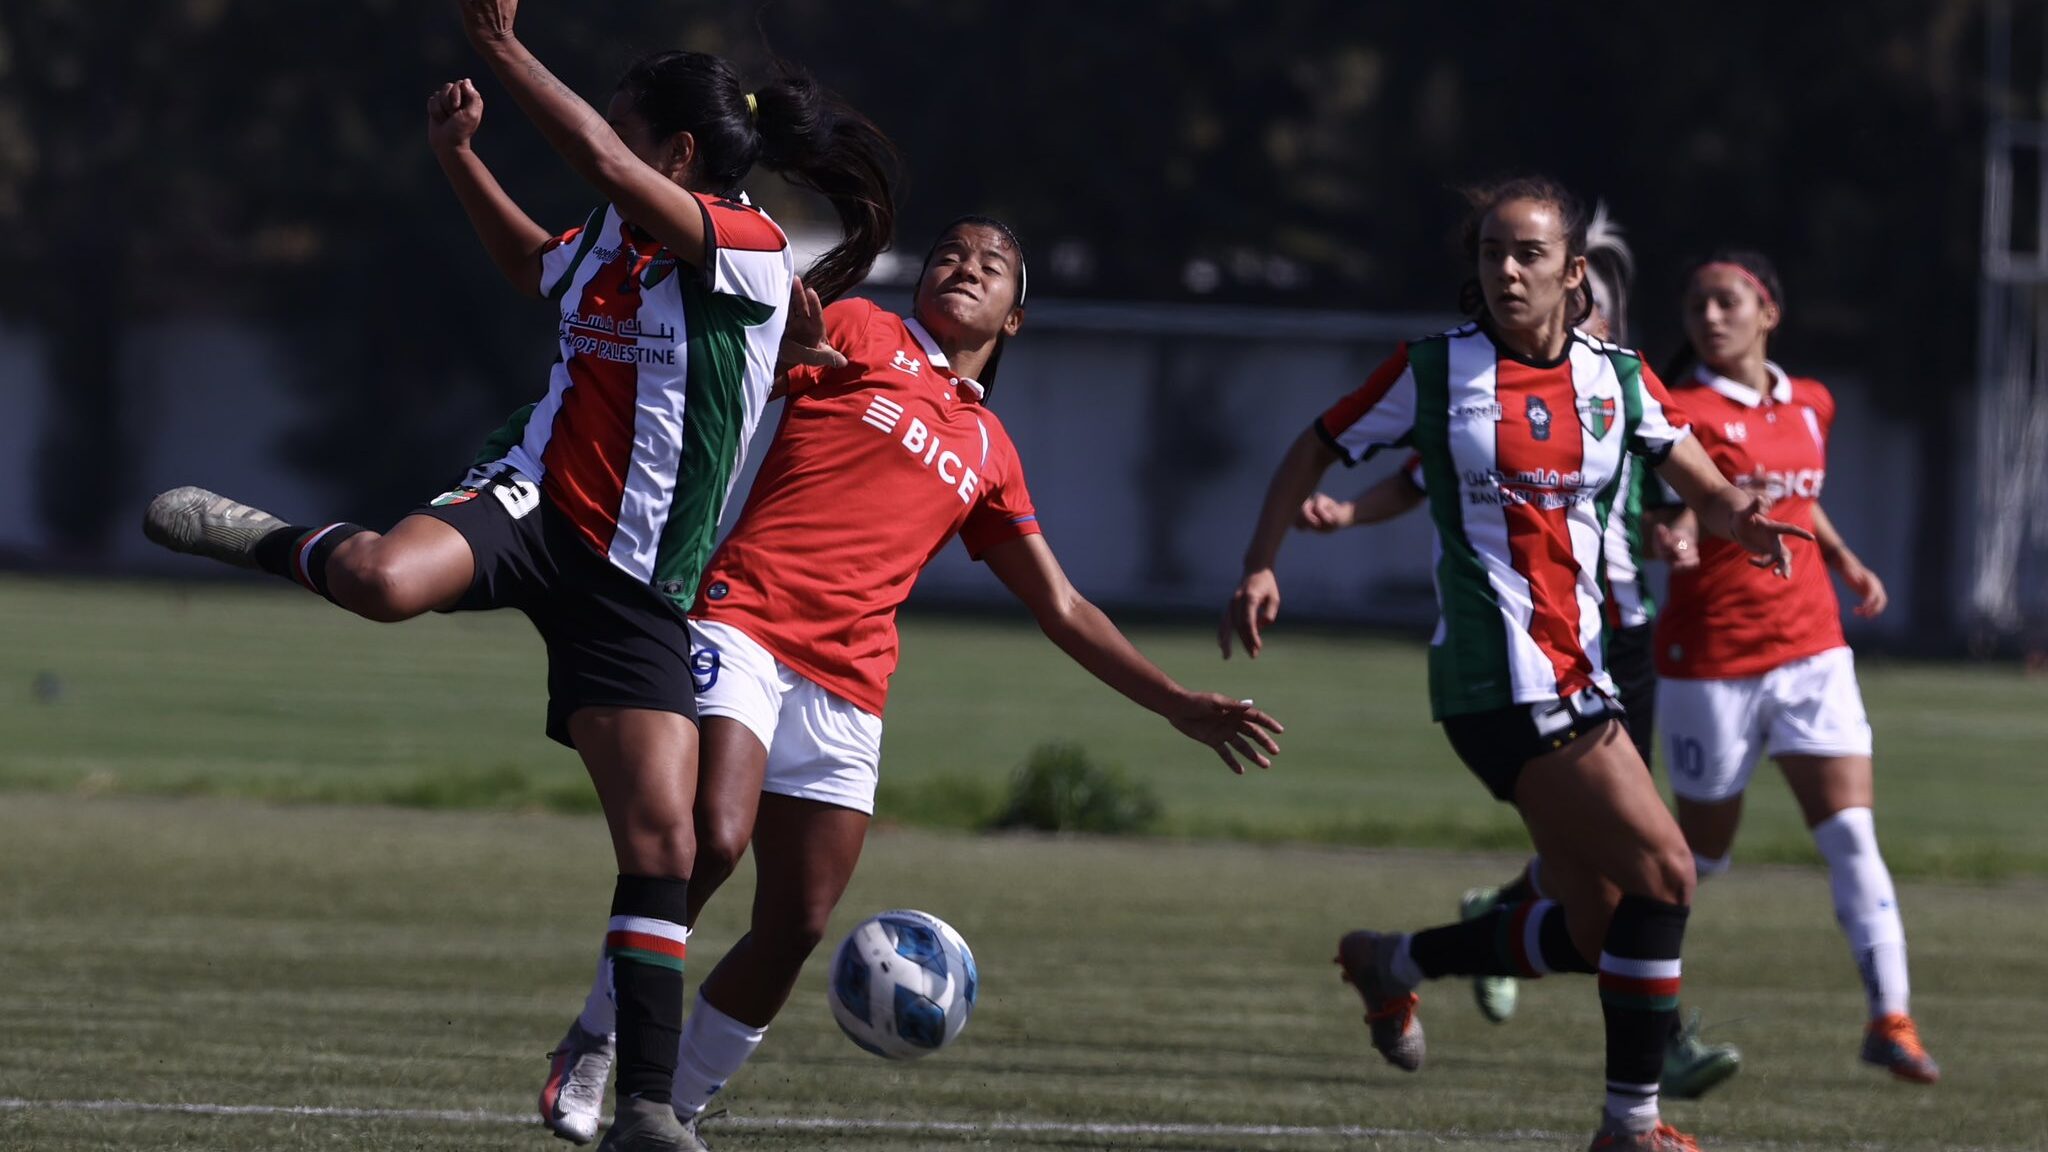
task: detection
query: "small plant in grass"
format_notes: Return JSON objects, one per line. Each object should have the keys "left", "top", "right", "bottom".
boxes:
{"left": 989, "top": 742, "right": 1160, "bottom": 835}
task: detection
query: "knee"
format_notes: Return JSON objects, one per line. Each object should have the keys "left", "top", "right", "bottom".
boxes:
{"left": 337, "top": 545, "right": 418, "bottom": 622}
{"left": 754, "top": 902, "right": 833, "bottom": 961}
{"left": 1650, "top": 843, "right": 1697, "bottom": 907}
{"left": 693, "top": 822, "right": 749, "bottom": 888}
{"left": 618, "top": 818, "right": 696, "bottom": 879}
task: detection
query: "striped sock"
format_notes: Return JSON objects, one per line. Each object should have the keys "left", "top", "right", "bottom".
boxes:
{"left": 608, "top": 875, "right": 690, "bottom": 1102}
{"left": 1597, "top": 895, "right": 1688, "bottom": 1133}
{"left": 1408, "top": 900, "right": 1593, "bottom": 978}
{"left": 253, "top": 523, "right": 366, "bottom": 603}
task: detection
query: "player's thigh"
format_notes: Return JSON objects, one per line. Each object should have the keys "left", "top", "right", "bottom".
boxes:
{"left": 687, "top": 619, "right": 784, "bottom": 856}
{"left": 1514, "top": 720, "right": 1693, "bottom": 906}
{"left": 1658, "top": 673, "right": 1767, "bottom": 805}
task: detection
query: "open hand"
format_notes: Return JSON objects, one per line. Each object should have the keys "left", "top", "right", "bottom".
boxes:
{"left": 1839, "top": 559, "right": 1889, "bottom": 617}
{"left": 777, "top": 276, "right": 846, "bottom": 370}
{"left": 427, "top": 79, "right": 484, "bottom": 152}
{"left": 1731, "top": 495, "right": 1816, "bottom": 579}
{"left": 1167, "top": 692, "right": 1283, "bottom": 775}
{"left": 1220, "top": 568, "right": 1280, "bottom": 659}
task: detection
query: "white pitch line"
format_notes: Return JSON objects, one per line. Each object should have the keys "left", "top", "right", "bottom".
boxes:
{"left": 0, "top": 1096, "right": 2025, "bottom": 1151}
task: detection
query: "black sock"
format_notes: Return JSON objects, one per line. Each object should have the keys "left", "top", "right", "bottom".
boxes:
{"left": 1598, "top": 895, "right": 1689, "bottom": 1120}
{"left": 1496, "top": 865, "right": 1540, "bottom": 906}
{"left": 1409, "top": 899, "right": 1593, "bottom": 978}
{"left": 608, "top": 874, "right": 690, "bottom": 1102}
{"left": 252, "top": 523, "right": 367, "bottom": 602}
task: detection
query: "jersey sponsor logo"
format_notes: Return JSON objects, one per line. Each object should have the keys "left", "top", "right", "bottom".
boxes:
{"left": 1526, "top": 395, "right": 1553, "bottom": 441}
{"left": 562, "top": 312, "right": 680, "bottom": 365}
{"left": 893, "top": 416, "right": 982, "bottom": 504}
{"left": 706, "top": 581, "right": 729, "bottom": 600}
{"left": 890, "top": 350, "right": 923, "bottom": 377}
{"left": 1738, "top": 467, "right": 1825, "bottom": 501}
{"left": 1578, "top": 396, "right": 1616, "bottom": 439}
{"left": 1452, "top": 401, "right": 1504, "bottom": 421}
{"left": 861, "top": 395, "right": 905, "bottom": 434}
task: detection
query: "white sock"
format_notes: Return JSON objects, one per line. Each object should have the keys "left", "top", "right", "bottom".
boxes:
{"left": 1811, "top": 807, "right": 1910, "bottom": 1018}
{"left": 1603, "top": 1087, "right": 1661, "bottom": 1134}
{"left": 1692, "top": 851, "right": 1732, "bottom": 880}
{"left": 576, "top": 945, "right": 617, "bottom": 1037}
{"left": 672, "top": 991, "right": 768, "bottom": 1119}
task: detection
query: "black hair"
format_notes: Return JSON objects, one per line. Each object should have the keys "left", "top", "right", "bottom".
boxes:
{"left": 915, "top": 215, "right": 1029, "bottom": 393}
{"left": 1454, "top": 175, "right": 1595, "bottom": 331}
{"left": 617, "top": 50, "right": 900, "bottom": 303}
{"left": 1661, "top": 248, "right": 1785, "bottom": 382}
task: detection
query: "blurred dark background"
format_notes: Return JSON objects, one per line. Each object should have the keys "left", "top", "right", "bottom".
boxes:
{"left": 2, "top": 0, "right": 2038, "bottom": 649}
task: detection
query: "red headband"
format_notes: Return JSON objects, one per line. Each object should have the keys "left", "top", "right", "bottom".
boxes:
{"left": 1699, "top": 261, "right": 1777, "bottom": 310}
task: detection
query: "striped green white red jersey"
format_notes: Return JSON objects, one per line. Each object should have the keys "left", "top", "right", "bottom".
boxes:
{"left": 1317, "top": 324, "right": 1689, "bottom": 719}
{"left": 483, "top": 195, "right": 793, "bottom": 612}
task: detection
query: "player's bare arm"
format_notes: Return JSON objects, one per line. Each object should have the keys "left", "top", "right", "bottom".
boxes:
{"left": 428, "top": 78, "right": 552, "bottom": 297}
{"left": 1812, "top": 503, "right": 1887, "bottom": 617}
{"left": 453, "top": 0, "right": 712, "bottom": 268}
{"left": 1225, "top": 427, "right": 1341, "bottom": 658}
{"left": 1298, "top": 469, "right": 1426, "bottom": 534}
{"left": 981, "top": 534, "right": 1282, "bottom": 775}
{"left": 1654, "top": 434, "right": 1814, "bottom": 577}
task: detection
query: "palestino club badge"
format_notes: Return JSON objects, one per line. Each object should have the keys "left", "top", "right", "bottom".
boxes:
{"left": 1525, "top": 395, "right": 1553, "bottom": 441}
{"left": 1578, "top": 395, "right": 1616, "bottom": 439}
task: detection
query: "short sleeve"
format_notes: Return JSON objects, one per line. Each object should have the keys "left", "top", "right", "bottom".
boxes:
{"left": 694, "top": 193, "right": 794, "bottom": 308}
{"left": 782, "top": 299, "right": 880, "bottom": 398}
{"left": 1625, "top": 360, "right": 1691, "bottom": 464}
{"left": 539, "top": 206, "right": 607, "bottom": 300}
{"left": 961, "top": 433, "right": 1042, "bottom": 560}
{"left": 1315, "top": 344, "right": 1417, "bottom": 467}
{"left": 1802, "top": 380, "right": 1837, "bottom": 441}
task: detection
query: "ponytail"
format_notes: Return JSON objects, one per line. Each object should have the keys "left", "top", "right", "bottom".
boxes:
{"left": 616, "top": 51, "right": 900, "bottom": 305}
{"left": 750, "top": 61, "right": 900, "bottom": 303}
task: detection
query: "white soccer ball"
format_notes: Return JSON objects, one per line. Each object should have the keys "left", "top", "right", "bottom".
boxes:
{"left": 827, "top": 908, "right": 978, "bottom": 1060}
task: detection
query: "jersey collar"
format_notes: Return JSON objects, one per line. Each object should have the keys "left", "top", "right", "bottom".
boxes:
{"left": 904, "top": 317, "right": 987, "bottom": 401}
{"left": 1693, "top": 360, "right": 1791, "bottom": 408}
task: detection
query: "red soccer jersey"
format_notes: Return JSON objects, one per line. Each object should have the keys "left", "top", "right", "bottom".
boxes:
{"left": 693, "top": 299, "right": 1042, "bottom": 715}
{"left": 1654, "top": 362, "right": 1844, "bottom": 679}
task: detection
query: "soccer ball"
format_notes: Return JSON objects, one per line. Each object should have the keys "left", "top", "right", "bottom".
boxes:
{"left": 827, "top": 908, "right": 977, "bottom": 1060}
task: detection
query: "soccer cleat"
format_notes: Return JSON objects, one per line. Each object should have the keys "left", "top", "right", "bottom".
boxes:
{"left": 1861, "top": 1013, "right": 1939, "bottom": 1084}
{"left": 1335, "top": 930, "right": 1425, "bottom": 1072}
{"left": 1459, "top": 886, "right": 1519, "bottom": 1023}
{"left": 1588, "top": 1121, "right": 1702, "bottom": 1151}
{"left": 1662, "top": 1010, "right": 1741, "bottom": 1100}
{"left": 142, "top": 486, "right": 287, "bottom": 569}
{"left": 539, "top": 1021, "right": 615, "bottom": 1145}
{"left": 595, "top": 1094, "right": 706, "bottom": 1152}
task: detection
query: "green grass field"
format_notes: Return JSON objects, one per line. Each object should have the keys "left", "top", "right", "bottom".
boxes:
{"left": 2, "top": 576, "right": 2044, "bottom": 878}
{"left": 1, "top": 795, "right": 2043, "bottom": 1151}
{"left": 2, "top": 576, "right": 2047, "bottom": 1150}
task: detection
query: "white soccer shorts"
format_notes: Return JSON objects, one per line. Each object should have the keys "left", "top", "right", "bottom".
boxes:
{"left": 1657, "top": 645, "right": 1873, "bottom": 804}
{"left": 686, "top": 618, "right": 884, "bottom": 815}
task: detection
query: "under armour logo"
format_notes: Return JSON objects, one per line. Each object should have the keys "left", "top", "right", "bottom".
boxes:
{"left": 890, "top": 351, "right": 922, "bottom": 376}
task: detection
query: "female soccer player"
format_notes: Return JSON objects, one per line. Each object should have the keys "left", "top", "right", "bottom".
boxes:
{"left": 1649, "top": 251, "right": 1936, "bottom": 1084}
{"left": 1290, "top": 210, "right": 1742, "bottom": 1099}
{"left": 538, "top": 216, "right": 1283, "bottom": 1147}
{"left": 141, "top": 3, "right": 898, "bottom": 1147}
{"left": 1223, "top": 177, "right": 1810, "bottom": 1151}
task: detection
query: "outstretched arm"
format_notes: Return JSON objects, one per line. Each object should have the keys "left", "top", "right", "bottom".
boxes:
{"left": 428, "top": 79, "right": 551, "bottom": 296}
{"left": 1653, "top": 436, "right": 1814, "bottom": 576}
{"left": 1224, "top": 427, "right": 1342, "bottom": 658}
{"left": 981, "top": 535, "right": 1283, "bottom": 775}
{"left": 1812, "top": 504, "right": 1887, "bottom": 617}
{"left": 453, "top": 0, "right": 710, "bottom": 267}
